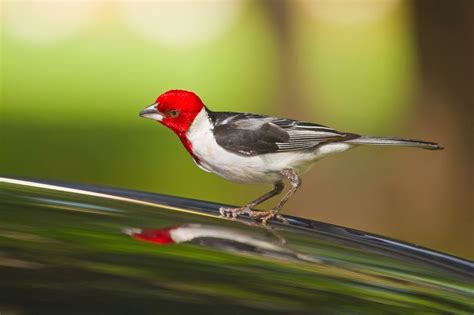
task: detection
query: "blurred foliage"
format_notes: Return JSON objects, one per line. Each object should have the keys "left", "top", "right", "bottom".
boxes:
{"left": 2, "top": 2, "right": 279, "bottom": 125}
{"left": 296, "top": 1, "right": 416, "bottom": 132}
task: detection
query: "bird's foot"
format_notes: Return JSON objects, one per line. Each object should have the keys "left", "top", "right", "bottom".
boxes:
{"left": 219, "top": 206, "right": 259, "bottom": 219}
{"left": 219, "top": 206, "right": 288, "bottom": 225}
{"left": 256, "top": 210, "right": 288, "bottom": 225}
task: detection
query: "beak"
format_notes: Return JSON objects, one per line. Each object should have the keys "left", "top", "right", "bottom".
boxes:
{"left": 139, "top": 103, "right": 163, "bottom": 121}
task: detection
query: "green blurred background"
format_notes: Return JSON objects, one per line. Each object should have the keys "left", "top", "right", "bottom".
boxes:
{"left": 1, "top": 0, "right": 472, "bottom": 258}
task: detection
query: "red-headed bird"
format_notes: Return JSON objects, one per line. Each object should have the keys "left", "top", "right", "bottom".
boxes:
{"left": 139, "top": 90, "right": 442, "bottom": 223}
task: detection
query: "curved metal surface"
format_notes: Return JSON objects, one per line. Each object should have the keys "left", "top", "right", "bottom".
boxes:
{"left": 0, "top": 177, "right": 473, "bottom": 314}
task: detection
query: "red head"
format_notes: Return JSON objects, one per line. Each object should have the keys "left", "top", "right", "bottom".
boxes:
{"left": 139, "top": 90, "right": 205, "bottom": 135}
{"left": 126, "top": 227, "right": 177, "bottom": 245}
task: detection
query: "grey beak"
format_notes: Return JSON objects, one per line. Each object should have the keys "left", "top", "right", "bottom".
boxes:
{"left": 139, "top": 103, "right": 163, "bottom": 121}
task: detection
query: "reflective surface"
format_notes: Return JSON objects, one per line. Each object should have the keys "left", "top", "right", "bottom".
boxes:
{"left": 0, "top": 177, "right": 473, "bottom": 314}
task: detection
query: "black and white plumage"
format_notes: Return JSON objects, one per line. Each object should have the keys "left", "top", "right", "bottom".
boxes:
{"left": 140, "top": 89, "right": 443, "bottom": 223}
{"left": 208, "top": 111, "right": 359, "bottom": 156}
{"left": 208, "top": 111, "right": 442, "bottom": 156}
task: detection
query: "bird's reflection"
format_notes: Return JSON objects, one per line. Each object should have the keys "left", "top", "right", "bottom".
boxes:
{"left": 124, "top": 224, "right": 321, "bottom": 264}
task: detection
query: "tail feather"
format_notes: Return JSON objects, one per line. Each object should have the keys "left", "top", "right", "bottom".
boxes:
{"left": 346, "top": 136, "right": 443, "bottom": 150}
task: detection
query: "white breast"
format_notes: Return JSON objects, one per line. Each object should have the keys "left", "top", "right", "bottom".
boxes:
{"left": 186, "top": 109, "right": 352, "bottom": 184}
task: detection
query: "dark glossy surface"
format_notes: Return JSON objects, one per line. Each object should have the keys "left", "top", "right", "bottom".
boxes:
{"left": 0, "top": 177, "right": 473, "bottom": 314}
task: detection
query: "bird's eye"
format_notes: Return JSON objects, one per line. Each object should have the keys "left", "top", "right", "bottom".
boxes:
{"left": 168, "top": 110, "right": 180, "bottom": 118}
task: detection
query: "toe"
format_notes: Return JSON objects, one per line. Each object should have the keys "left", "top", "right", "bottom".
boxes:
{"left": 258, "top": 210, "right": 283, "bottom": 225}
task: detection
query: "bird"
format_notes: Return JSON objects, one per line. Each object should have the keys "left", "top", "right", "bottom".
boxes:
{"left": 139, "top": 89, "right": 443, "bottom": 224}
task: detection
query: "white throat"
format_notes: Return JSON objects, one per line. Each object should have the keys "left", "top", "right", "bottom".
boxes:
{"left": 185, "top": 108, "right": 215, "bottom": 173}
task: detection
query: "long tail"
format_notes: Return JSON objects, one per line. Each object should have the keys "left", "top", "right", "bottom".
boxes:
{"left": 346, "top": 136, "right": 443, "bottom": 150}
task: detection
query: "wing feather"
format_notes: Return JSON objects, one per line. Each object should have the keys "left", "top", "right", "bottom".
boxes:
{"left": 208, "top": 110, "right": 357, "bottom": 156}
{"left": 271, "top": 119, "right": 348, "bottom": 151}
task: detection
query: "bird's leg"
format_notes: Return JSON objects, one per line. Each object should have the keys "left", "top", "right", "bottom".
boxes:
{"left": 219, "top": 182, "right": 284, "bottom": 219}
{"left": 259, "top": 169, "right": 301, "bottom": 225}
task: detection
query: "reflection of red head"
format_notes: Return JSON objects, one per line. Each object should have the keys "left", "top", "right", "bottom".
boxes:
{"left": 130, "top": 227, "right": 177, "bottom": 245}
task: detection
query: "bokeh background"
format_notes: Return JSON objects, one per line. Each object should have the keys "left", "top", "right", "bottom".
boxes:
{"left": 1, "top": 0, "right": 472, "bottom": 259}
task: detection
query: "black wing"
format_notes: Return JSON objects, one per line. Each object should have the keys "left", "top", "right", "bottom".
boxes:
{"left": 208, "top": 111, "right": 358, "bottom": 156}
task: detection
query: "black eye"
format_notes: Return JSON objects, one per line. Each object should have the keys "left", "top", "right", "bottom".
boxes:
{"left": 168, "top": 110, "right": 180, "bottom": 118}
